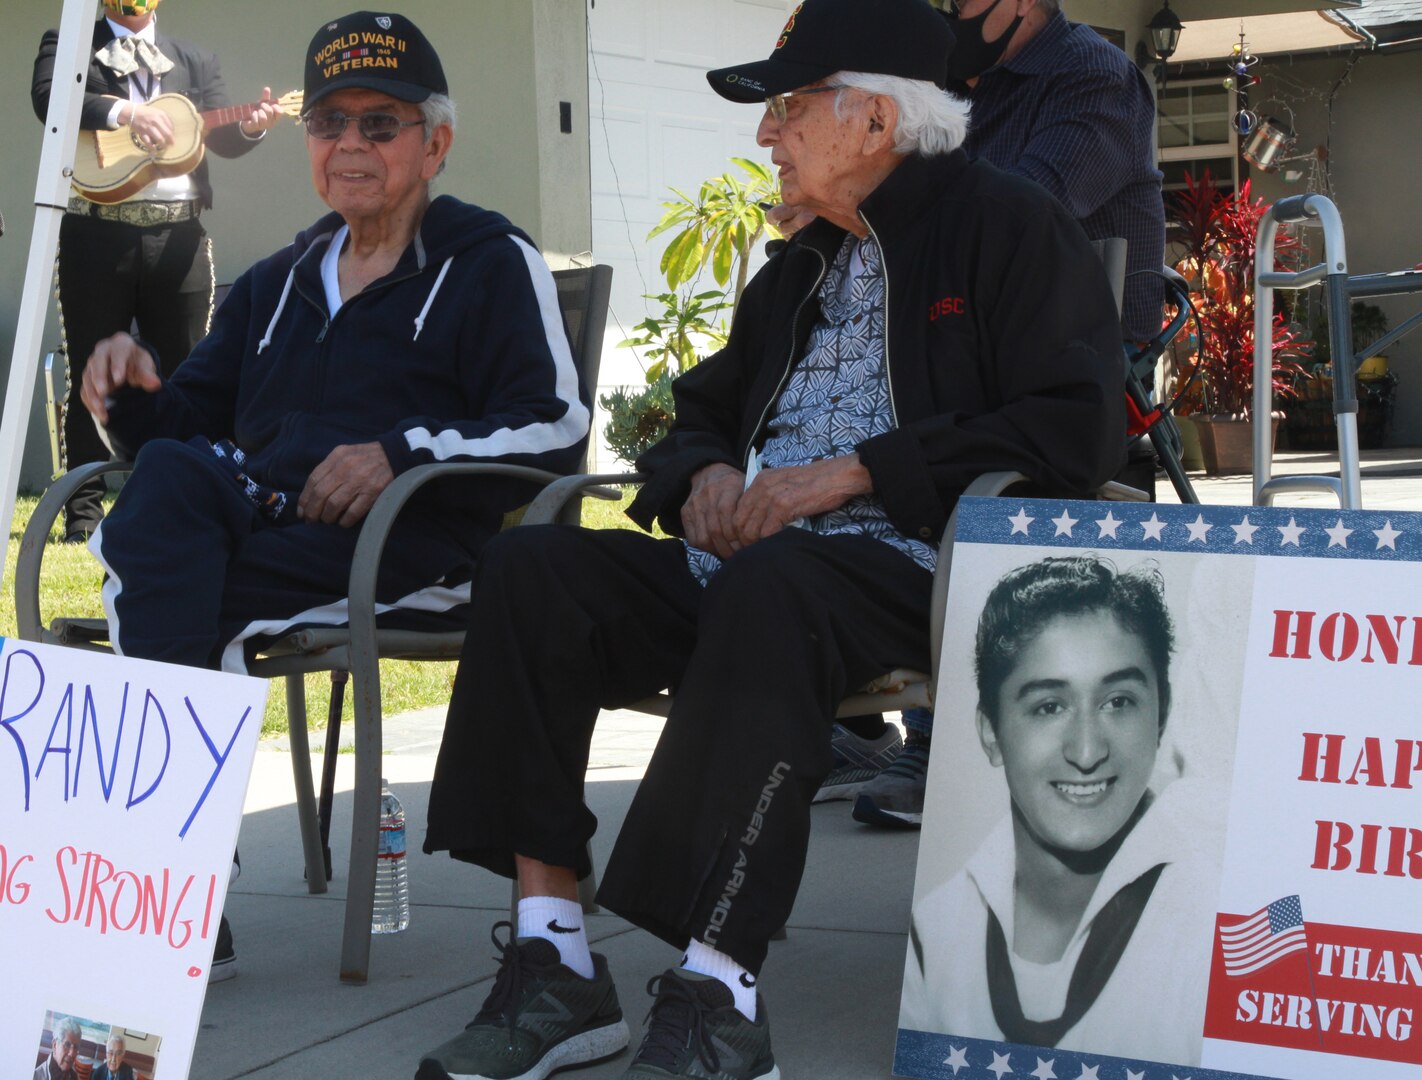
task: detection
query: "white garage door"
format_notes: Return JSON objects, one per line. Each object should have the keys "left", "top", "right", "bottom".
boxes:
{"left": 588, "top": 0, "right": 790, "bottom": 468}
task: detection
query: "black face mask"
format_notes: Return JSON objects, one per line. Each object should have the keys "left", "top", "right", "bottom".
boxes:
{"left": 943, "top": 0, "right": 1026, "bottom": 83}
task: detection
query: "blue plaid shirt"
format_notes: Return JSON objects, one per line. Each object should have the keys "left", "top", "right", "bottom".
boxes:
{"left": 964, "top": 10, "right": 1165, "bottom": 340}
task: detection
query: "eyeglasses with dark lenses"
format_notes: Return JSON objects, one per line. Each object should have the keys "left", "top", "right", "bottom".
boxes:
{"left": 303, "top": 111, "right": 426, "bottom": 143}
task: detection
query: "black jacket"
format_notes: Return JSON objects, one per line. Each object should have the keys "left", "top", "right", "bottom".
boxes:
{"left": 32, "top": 18, "right": 262, "bottom": 209}
{"left": 629, "top": 150, "right": 1126, "bottom": 545}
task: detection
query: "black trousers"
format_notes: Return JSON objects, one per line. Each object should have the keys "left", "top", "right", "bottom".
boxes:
{"left": 425, "top": 524, "right": 932, "bottom": 974}
{"left": 95, "top": 438, "right": 482, "bottom": 672}
{"left": 56, "top": 212, "right": 213, "bottom": 535}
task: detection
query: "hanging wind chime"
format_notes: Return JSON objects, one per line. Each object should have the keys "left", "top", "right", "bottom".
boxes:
{"left": 1222, "top": 26, "right": 1261, "bottom": 139}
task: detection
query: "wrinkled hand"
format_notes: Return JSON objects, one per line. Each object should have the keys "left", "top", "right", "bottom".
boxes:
{"left": 240, "top": 87, "right": 283, "bottom": 136}
{"left": 127, "top": 102, "right": 174, "bottom": 149}
{"left": 297, "top": 442, "right": 394, "bottom": 527}
{"left": 733, "top": 454, "right": 873, "bottom": 545}
{"left": 681, "top": 462, "right": 745, "bottom": 560}
{"left": 765, "top": 201, "right": 818, "bottom": 241}
{"left": 80, "top": 332, "right": 161, "bottom": 425}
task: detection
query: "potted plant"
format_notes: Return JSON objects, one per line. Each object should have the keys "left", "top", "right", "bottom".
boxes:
{"left": 601, "top": 159, "right": 779, "bottom": 464}
{"left": 1166, "top": 171, "right": 1312, "bottom": 474}
{"left": 1287, "top": 301, "right": 1398, "bottom": 451}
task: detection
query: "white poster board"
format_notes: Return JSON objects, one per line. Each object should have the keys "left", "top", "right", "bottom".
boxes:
{"left": 897, "top": 496, "right": 1422, "bottom": 1080}
{"left": 1, "top": 637, "right": 266, "bottom": 1079}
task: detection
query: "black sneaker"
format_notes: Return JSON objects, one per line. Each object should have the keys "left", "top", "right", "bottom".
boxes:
{"left": 622, "top": 969, "right": 779, "bottom": 1079}
{"left": 417, "top": 922, "right": 629, "bottom": 1080}
{"left": 852, "top": 735, "right": 930, "bottom": 830}
{"left": 811, "top": 723, "right": 903, "bottom": 804}
{"left": 210, "top": 915, "right": 237, "bottom": 983}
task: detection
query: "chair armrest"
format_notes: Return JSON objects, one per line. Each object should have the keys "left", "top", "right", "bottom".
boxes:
{"left": 522, "top": 472, "right": 647, "bottom": 526}
{"left": 345, "top": 462, "right": 571, "bottom": 635}
{"left": 15, "top": 460, "right": 134, "bottom": 642}
{"left": 929, "top": 472, "right": 1029, "bottom": 674}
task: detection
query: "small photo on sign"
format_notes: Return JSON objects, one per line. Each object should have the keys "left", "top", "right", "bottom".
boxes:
{"left": 33, "top": 1012, "right": 163, "bottom": 1080}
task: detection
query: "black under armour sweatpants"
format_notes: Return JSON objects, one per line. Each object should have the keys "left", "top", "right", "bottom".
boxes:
{"left": 424, "top": 523, "right": 932, "bottom": 974}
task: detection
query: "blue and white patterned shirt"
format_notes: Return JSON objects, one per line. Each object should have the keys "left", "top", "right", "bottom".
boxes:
{"left": 685, "top": 234, "right": 936, "bottom": 585}
{"left": 964, "top": 10, "right": 1165, "bottom": 340}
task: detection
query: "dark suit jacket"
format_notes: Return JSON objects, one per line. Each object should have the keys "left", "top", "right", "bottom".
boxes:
{"left": 31, "top": 17, "right": 262, "bottom": 208}
{"left": 91, "top": 1064, "right": 135, "bottom": 1080}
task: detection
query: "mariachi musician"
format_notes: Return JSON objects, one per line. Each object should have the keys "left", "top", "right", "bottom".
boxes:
{"left": 31, "top": 0, "right": 283, "bottom": 543}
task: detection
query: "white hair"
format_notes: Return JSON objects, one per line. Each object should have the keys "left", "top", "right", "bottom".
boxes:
{"left": 831, "top": 71, "right": 970, "bottom": 157}
{"left": 418, "top": 92, "right": 457, "bottom": 176}
{"left": 419, "top": 92, "right": 457, "bottom": 136}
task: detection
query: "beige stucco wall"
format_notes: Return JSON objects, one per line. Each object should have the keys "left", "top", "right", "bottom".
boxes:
{"left": 1, "top": 0, "right": 590, "bottom": 491}
{"left": 1250, "top": 46, "right": 1422, "bottom": 445}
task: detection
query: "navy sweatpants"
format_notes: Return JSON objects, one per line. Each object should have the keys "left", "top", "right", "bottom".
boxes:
{"left": 93, "top": 438, "right": 483, "bottom": 672}
{"left": 424, "top": 523, "right": 932, "bottom": 974}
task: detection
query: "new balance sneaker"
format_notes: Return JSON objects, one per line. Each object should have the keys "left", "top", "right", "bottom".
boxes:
{"left": 852, "top": 736, "right": 930, "bottom": 829}
{"left": 622, "top": 968, "right": 779, "bottom": 1079}
{"left": 417, "top": 922, "right": 629, "bottom": 1080}
{"left": 811, "top": 723, "right": 903, "bottom": 804}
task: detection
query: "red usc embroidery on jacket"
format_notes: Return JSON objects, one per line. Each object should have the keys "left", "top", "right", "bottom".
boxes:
{"left": 928, "top": 295, "right": 965, "bottom": 321}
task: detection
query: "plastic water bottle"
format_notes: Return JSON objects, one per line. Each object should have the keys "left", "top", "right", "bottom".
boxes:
{"left": 372, "top": 779, "right": 410, "bottom": 934}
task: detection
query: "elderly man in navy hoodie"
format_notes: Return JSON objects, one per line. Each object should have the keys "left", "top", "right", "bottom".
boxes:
{"left": 79, "top": 12, "right": 589, "bottom": 674}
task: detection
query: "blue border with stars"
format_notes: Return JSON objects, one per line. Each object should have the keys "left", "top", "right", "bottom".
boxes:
{"left": 895, "top": 1031, "right": 1282, "bottom": 1080}
{"left": 951, "top": 497, "right": 1422, "bottom": 563}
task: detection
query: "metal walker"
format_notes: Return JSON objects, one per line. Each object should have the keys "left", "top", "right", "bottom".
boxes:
{"left": 1254, "top": 193, "right": 1422, "bottom": 508}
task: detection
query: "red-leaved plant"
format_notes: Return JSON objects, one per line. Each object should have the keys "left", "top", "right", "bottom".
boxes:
{"left": 1167, "top": 171, "right": 1312, "bottom": 417}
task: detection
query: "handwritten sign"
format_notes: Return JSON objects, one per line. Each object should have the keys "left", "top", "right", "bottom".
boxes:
{"left": 895, "top": 497, "right": 1422, "bottom": 1080}
{"left": 1, "top": 637, "right": 265, "bottom": 1079}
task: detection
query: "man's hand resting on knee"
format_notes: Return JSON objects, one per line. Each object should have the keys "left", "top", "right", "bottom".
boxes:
{"left": 298, "top": 442, "right": 395, "bottom": 527}
{"left": 80, "top": 332, "right": 162, "bottom": 425}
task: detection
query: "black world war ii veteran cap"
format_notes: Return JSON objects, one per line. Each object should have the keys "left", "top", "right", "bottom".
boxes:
{"left": 707, "top": 0, "right": 954, "bottom": 103}
{"left": 304, "top": 11, "right": 448, "bottom": 111}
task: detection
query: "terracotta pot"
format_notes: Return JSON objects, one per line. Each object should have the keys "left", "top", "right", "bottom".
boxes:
{"left": 1193, "top": 413, "right": 1280, "bottom": 476}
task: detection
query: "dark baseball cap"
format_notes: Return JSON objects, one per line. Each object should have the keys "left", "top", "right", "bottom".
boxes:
{"left": 707, "top": 0, "right": 954, "bottom": 103}
{"left": 304, "top": 12, "right": 448, "bottom": 112}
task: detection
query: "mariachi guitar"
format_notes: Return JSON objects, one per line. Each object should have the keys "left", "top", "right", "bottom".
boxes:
{"left": 70, "top": 89, "right": 304, "bottom": 205}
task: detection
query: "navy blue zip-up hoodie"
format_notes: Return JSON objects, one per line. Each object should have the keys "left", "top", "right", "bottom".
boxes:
{"left": 105, "top": 195, "right": 591, "bottom": 528}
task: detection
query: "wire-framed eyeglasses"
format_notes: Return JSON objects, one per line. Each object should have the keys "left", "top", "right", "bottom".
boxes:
{"left": 764, "top": 84, "right": 846, "bottom": 124}
{"left": 303, "top": 111, "right": 426, "bottom": 143}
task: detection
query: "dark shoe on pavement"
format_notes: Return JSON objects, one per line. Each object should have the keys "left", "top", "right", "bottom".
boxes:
{"left": 417, "top": 922, "right": 629, "bottom": 1080}
{"left": 811, "top": 722, "right": 902, "bottom": 804}
{"left": 852, "top": 736, "right": 929, "bottom": 829}
{"left": 210, "top": 915, "right": 237, "bottom": 982}
{"left": 622, "top": 968, "right": 779, "bottom": 1079}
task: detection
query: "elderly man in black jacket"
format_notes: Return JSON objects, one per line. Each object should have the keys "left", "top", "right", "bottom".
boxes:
{"left": 419, "top": 1, "right": 1124, "bottom": 1077}
{"left": 32, "top": 0, "right": 282, "bottom": 542}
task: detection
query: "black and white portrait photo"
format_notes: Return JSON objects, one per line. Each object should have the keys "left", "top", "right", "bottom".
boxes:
{"left": 900, "top": 549, "right": 1249, "bottom": 1066}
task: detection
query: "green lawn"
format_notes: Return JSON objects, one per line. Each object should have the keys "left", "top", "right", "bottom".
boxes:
{"left": 2, "top": 486, "right": 652, "bottom": 738}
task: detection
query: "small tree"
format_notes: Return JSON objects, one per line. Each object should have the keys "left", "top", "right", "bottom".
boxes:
{"left": 602, "top": 158, "right": 780, "bottom": 463}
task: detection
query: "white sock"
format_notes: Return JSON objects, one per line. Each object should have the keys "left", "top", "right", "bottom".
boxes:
{"left": 517, "top": 896, "right": 594, "bottom": 978}
{"left": 682, "top": 938, "right": 758, "bottom": 1021}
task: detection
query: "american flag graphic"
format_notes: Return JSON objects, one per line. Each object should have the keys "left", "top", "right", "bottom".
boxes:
{"left": 1219, "top": 895, "right": 1309, "bottom": 976}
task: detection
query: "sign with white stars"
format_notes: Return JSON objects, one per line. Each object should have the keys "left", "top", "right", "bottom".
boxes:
{"left": 895, "top": 498, "right": 1422, "bottom": 1080}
